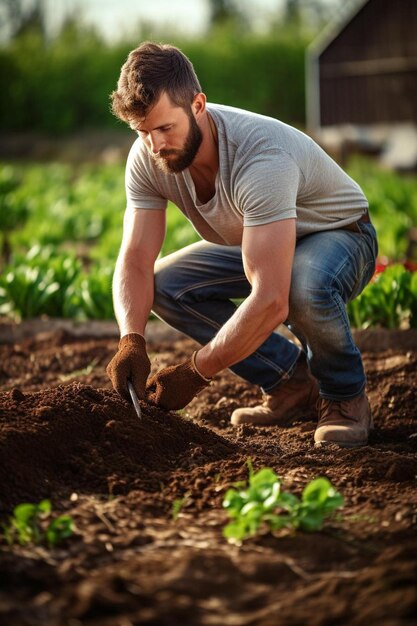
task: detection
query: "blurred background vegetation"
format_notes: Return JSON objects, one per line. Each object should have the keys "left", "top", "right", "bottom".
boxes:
{"left": 1, "top": 0, "right": 417, "bottom": 326}
{"left": 0, "top": 0, "right": 334, "bottom": 133}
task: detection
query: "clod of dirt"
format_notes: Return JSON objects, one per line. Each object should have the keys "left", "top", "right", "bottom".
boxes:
{"left": 10, "top": 388, "right": 25, "bottom": 402}
{"left": 385, "top": 459, "right": 417, "bottom": 482}
{"left": 0, "top": 382, "right": 237, "bottom": 509}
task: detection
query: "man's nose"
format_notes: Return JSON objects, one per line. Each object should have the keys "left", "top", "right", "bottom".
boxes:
{"left": 149, "top": 132, "right": 165, "bottom": 154}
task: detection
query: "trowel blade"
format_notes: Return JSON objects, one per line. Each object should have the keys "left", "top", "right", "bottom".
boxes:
{"left": 127, "top": 380, "right": 142, "bottom": 420}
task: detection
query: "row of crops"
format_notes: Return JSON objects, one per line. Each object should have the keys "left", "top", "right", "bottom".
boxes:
{"left": 1, "top": 157, "right": 417, "bottom": 328}
{"left": 0, "top": 160, "right": 201, "bottom": 321}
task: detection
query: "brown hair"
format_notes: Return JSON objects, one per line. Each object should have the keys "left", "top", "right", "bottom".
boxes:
{"left": 111, "top": 42, "right": 202, "bottom": 124}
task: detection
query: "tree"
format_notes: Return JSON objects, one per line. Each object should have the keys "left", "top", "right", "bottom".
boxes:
{"left": 207, "top": 0, "right": 248, "bottom": 31}
{"left": 0, "top": 0, "right": 47, "bottom": 42}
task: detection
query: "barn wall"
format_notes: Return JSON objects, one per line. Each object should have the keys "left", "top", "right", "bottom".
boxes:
{"left": 318, "top": 0, "right": 417, "bottom": 126}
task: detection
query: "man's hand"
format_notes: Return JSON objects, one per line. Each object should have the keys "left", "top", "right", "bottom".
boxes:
{"left": 106, "top": 333, "right": 151, "bottom": 401}
{"left": 146, "top": 352, "right": 211, "bottom": 411}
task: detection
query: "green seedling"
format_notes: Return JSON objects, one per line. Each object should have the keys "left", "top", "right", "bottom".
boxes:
{"left": 172, "top": 498, "right": 186, "bottom": 521}
{"left": 171, "top": 492, "right": 192, "bottom": 520}
{"left": 222, "top": 462, "right": 344, "bottom": 543}
{"left": 2, "top": 499, "right": 74, "bottom": 548}
{"left": 45, "top": 515, "right": 74, "bottom": 547}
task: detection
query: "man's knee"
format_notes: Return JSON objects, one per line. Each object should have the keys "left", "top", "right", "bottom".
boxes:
{"left": 153, "top": 256, "right": 201, "bottom": 312}
{"left": 289, "top": 264, "right": 334, "bottom": 322}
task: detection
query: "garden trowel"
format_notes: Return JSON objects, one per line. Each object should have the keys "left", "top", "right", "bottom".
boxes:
{"left": 127, "top": 379, "right": 142, "bottom": 420}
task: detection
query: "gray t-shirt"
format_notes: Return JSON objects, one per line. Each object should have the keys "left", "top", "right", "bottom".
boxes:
{"left": 125, "top": 103, "right": 368, "bottom": 245}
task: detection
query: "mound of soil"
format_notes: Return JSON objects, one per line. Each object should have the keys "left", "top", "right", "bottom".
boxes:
{"left": 0, "top": 382, "right": 236, "bottom": 509}
{"left": 0, "top": 323, "right": 416, "bottom": 626}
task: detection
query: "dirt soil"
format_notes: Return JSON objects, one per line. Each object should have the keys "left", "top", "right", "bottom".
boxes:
{"left": 0, "top": 323, "right": 416, "bottom": 626}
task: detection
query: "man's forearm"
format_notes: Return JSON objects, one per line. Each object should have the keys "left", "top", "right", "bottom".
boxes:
{"left": 113, "top": 254, "right": 154, "bottom": 337}
{"left": 196, "top": 292, "right": 288, "bottom": 378}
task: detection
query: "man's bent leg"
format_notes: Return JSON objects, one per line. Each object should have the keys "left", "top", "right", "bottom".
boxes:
{"left": 288, "top": 224, "right": 377, "bottom": 400}
{"left": 288, "top": 223, "right": 377, "bottom": 446}
{"left": 153, "top": 241, "right": 300, "bottom": 390}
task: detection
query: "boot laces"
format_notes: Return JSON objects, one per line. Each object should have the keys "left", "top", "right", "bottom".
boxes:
{"left": 317, "top": 398, "right": 358, "bottom": 424}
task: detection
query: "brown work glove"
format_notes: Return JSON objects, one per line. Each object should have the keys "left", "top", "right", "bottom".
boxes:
{"left": 146, "top": 351, "right": 211, "bottom": 411}
{"left": 106, "top": 333, "right": 151, "bottom": 401}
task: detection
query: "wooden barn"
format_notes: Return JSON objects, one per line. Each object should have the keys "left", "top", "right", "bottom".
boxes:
{"left": 306, "top": 0, "right": 417, "bottom": 168}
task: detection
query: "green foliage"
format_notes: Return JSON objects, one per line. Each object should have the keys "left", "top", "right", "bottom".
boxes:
{"left": 66, "top": 265, "right": 115, "bottom": 320}
{"left": 0, "top": 25, "right": 124, "bottom": 132}
{"left": 0, "top": 246, "right": 119, "bottom": 321}
{"left": 348, "top": 264, "right": 417, "bottom": 329}
{"left": 346, "top": 158, "right": 417, "bottom": 261}
{"left": 2, "top": 499, "right": 74, "bottom": 548}
{"left": 1, "top": 158, "right": 416, "bottom": 325}
{"left": 185, "top": 33, "right": 308, "bottom": 124}
{"left": 0, "top": 161, "right": 202, "bottom": 320}
{"left": 0, "top": 246, "right": 82, "bottom": 319}
{"left": 1, "top": 27, "right": 308, "bottom": 133}
{"left": 0, "top": 166, "right": 28, "bottom": 229}
{"left": 222, "top": 462, "right": 344, "bottom": 542}
{"left": 6, "top": 162, "right": 125, "bottom": 251}
{"left": 5, "top": 162, "right": 199, "bottom": 262}
{"left": 0, "top": 166, "right": 30, "bottom": 263}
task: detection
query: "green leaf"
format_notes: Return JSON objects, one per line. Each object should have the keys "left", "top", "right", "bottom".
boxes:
{"left": 222, "top": 470, "right": 345, "bottom": 543}
{"left": 222, "top": 488, "right": 245, "bottom": 512}
{"left": 223, "top": 519, "right": 251, "bottom": 541}
{"left": 263, "top": 480, "right": 282, "bottom": 510}
{"left": 45, "top": 515, "right": 74, "bottom": 547}
{"left": 297, "top": 509, "right": 326, "bottom": 532}
{"left": 37, "top": 499, "right": 52, "bottom": 515}
{"left": 249, "top": 468, "right": 279, "bottom": 489}
{"left": 278, "top": 491, "right": 300, "bottom": 510}
{"left": 13, "top": 503, "right": 37, "bottom": 524}
{"left": 264, "top": 513, "right": 292, "bottom": 530}
{"left": 240, "top": 501, "right": 264, "bottom": 517}
{"left": 302, "top": 477, "right": 332, "bottom": 504}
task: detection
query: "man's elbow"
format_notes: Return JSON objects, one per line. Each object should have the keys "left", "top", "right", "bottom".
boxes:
{"left": 117, "top": 248, "right": 155, "bottom": 274}
{"left": 263, "top": 297, "right": 289, "bottom": 328}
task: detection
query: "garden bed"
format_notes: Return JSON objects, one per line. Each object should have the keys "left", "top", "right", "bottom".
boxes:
{"left": 0, "top": 322, "right": 416, "bottom": 625}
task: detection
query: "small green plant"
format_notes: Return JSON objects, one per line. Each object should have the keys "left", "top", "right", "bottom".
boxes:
{"left": 348, "top": 264, "right": 417, "bottom": 329}
{"left": 171, "top": 491, "right": 192, "bottom": 520}
{"left": 222, "top": 461, "right": 344, "bottom": 543}
{"left": 171, "top": 497, "right": 186, "bottom": 521}
{"left": 2, "top": 499, "right": 74, "bottom": 548}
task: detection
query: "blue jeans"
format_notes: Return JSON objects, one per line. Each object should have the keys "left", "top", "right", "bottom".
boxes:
{"left": 152, "top": 222, "right": 378, "bottom": 401}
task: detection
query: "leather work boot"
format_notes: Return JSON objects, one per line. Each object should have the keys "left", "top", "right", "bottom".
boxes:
{"left": 230, "top": 353, "right": 319, "bottom": 426}
{"left": 314, "top": 392, "right": 373, "bottom": 448}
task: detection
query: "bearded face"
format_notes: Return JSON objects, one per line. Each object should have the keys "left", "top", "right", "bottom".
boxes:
{"left": 150, "top": 110, "right": 203, "bottom": 174}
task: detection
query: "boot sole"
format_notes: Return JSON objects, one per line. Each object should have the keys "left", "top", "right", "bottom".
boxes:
{"left": 231, "top": 408, "right": 313, "bottom": 427}
{"left": 314, "top": 411, "right": 373, "bottom": 448}
{"left": 231, "top": 402, "right": 318, "bottom": 426}
{"left": 314, "top": 439, "right": 368, "bottom": 449}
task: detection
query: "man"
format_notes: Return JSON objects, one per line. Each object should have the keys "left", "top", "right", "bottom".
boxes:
{"left": 106, "top": 42, "right": 378, "bottom": 447}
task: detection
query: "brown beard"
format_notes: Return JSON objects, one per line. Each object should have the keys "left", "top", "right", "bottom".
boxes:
{"left": 152, "top": 111, "right": 203, "bottom": 174}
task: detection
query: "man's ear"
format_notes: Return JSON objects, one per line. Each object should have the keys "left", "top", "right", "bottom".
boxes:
{"left": 192, "top": 93, "right": 206, "bottom": 118}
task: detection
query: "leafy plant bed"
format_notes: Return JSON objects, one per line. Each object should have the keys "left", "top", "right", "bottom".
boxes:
{"left": 0, "top": 327, "right": 416, "bottom": 625}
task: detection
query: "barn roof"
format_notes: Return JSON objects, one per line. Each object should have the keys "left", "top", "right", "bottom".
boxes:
{"left": 307, "top": 0, "right": 370, "bottom": 60}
